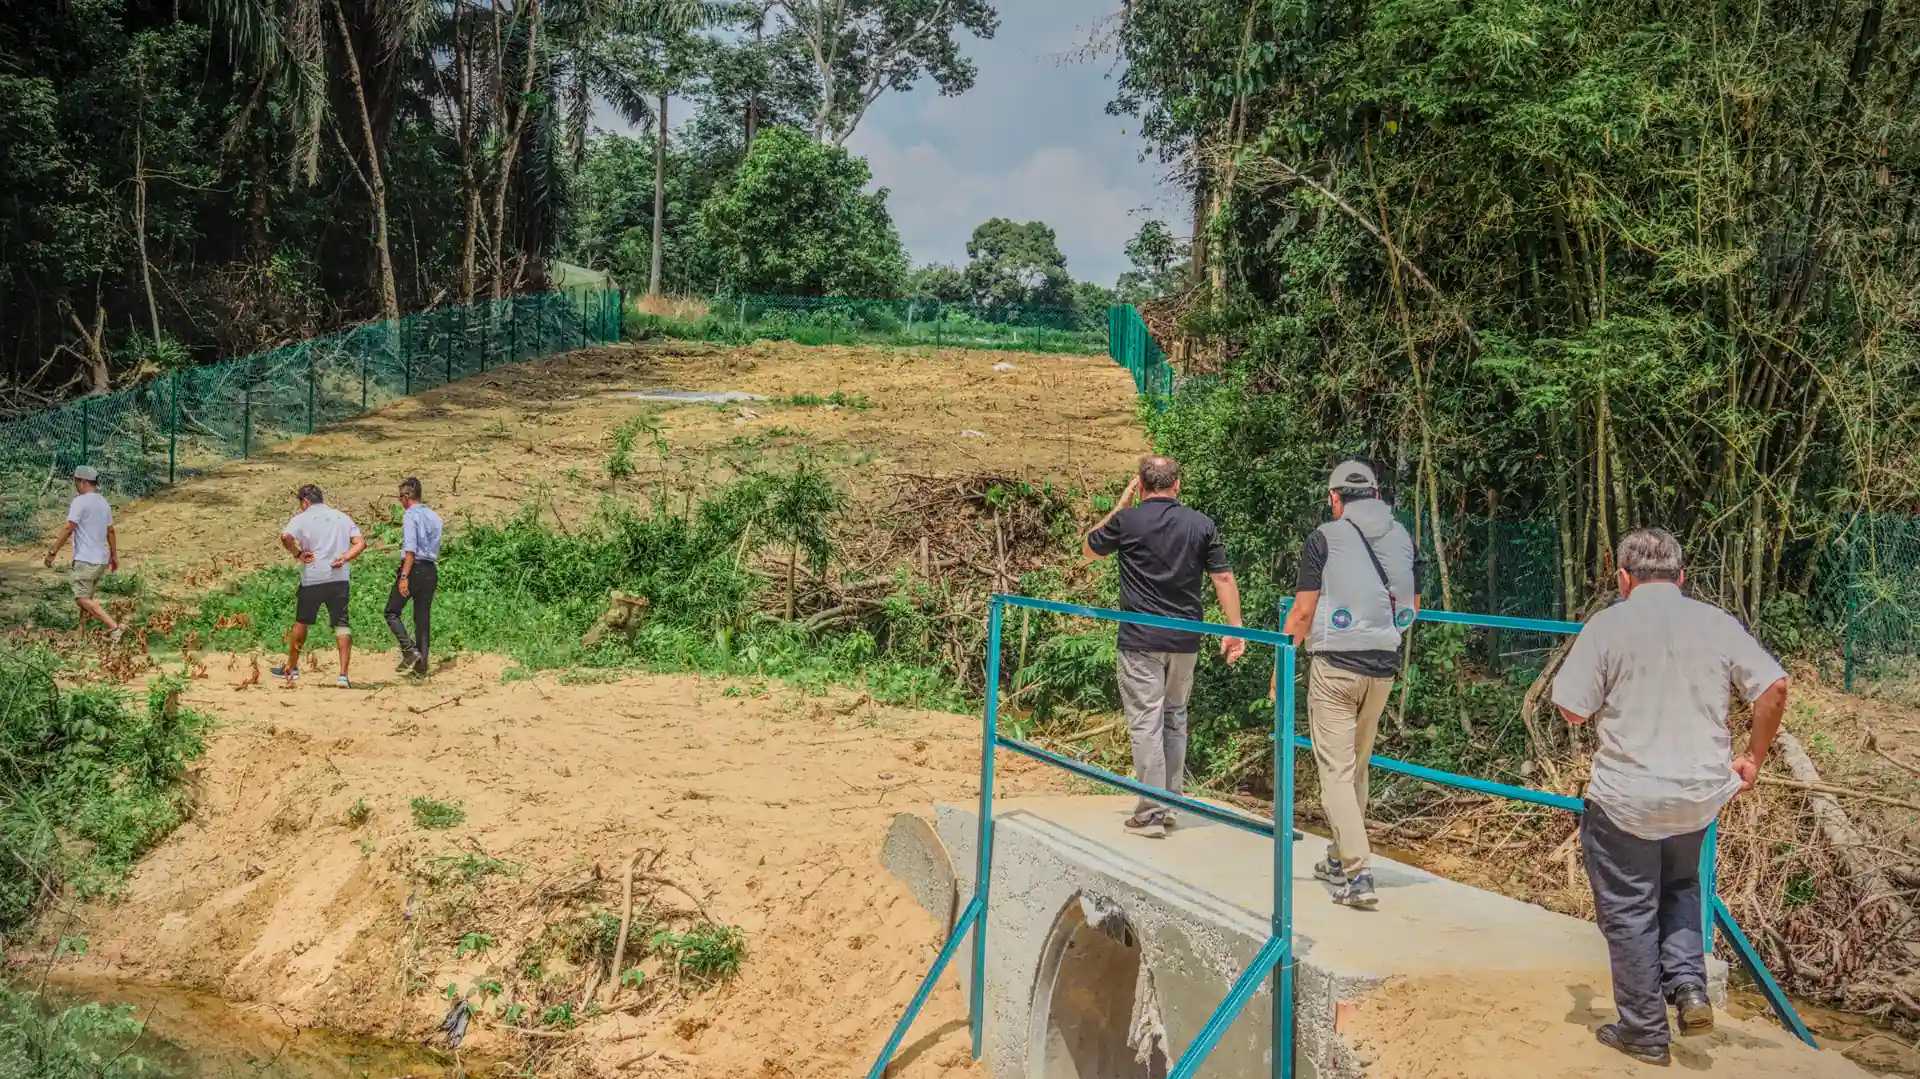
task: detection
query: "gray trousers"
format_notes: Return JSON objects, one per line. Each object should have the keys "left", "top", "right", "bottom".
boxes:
{"left": 1117, "top": 649, "right": 1198, "bottom": 821}
{"left": 1580, "top": 804, "right": 1708, "bottom": 1048}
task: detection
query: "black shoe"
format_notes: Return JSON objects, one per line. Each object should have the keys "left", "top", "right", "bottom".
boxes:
{"left": 412, "top": 658, "right": 429, "bottom": 677}
{"left": 397, "top": 648, "right": 419, "bottom": 673}
{"left": 1596, "top": 1024, "right": 1670, "bottom": 1066}
{"left": 1672, "top": 985, "right": 1713, "bottom": 1035}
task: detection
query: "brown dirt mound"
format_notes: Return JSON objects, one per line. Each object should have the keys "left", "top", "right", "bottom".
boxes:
{"left": 22, "top": 652, "right": 1067, "bottom": 1077}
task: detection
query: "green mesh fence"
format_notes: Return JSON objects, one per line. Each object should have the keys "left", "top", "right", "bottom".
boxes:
{"left": 1107, "top": 304, "right": 1174, "bottom": 399}
{"left": 1, "top": 289, "right": 621, "bottom": 538}
{"left": 626, "top": 294, "right": 1107, "bottom": 354}
{"left": 1816, "top": 513, "right": 1920, "bottom": 690}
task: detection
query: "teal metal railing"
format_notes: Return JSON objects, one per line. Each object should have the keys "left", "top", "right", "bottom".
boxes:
{"left": 868, "top": 598, "right": 1820, "bottom": 1078}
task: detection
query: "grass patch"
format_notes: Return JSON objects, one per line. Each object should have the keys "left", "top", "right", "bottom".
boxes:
{"left": 776, "top": 391, "right": 872, "bottom": 410}
{"left": 0, "top": 645, "right": 208, "bottom": 932}
{"left": 650, "top": 923, "right": 746, "bottom": 985}
{"left": 410, "top": 797, "right": 466, "bottom": 830}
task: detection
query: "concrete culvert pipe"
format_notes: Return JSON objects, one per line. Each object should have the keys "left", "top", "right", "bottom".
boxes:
{"left": 1028, "top": 892, "right": 1170, "bottom": 1079}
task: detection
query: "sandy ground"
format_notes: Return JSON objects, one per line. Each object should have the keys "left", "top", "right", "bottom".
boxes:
{"left": 1, "top": 339, "right": 1146, "bottom": 618}
{"left": 24, "top": 652, "right": 1067, "bottom": 1077}
{"left": 1344, "top": 971, "right": 1877, "bottom": 1078}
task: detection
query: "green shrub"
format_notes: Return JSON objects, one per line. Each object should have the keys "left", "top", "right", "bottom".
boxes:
{"left": 0, "top": 647, "right": 208, "bottom": 931}
{"left": 0, "top": 984, "right": 170, "bottom": 1079}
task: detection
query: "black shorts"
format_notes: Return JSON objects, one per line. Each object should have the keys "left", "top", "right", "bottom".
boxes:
{"left": 296, "top": 581, "right": 350, "bottom": 629}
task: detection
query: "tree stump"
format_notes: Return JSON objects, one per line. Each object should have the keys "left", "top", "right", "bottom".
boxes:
{"left": 582, "top": 591, "right": 650, "bottom": 647}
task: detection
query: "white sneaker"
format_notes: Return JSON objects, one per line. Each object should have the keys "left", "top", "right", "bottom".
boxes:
{"left": 337, "top": 675, "right": 351, "bottom": 689}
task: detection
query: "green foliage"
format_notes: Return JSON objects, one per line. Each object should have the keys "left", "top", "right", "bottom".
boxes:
{"left": 409, "top": 797, "right": 466, "bottom": 831}
{"left": 0, "top": 984, "right": 169, "bottom": 1079}
{"left": 345, "top": 798, "right": 371, "bottom": 828}
{"left": 456, "top": 932, "right": 495, "bottom": 958}
{"left": 0, "top": 646, "right": 207, "bottom": 931}
{"left": 777, "top": 391, "right": 873, "bottom": 410}
{"left": 649, "top": 923, "right": 746, "bottom": 984}
{"left": 699, "top": 127, "right": 909, "bottom": 296}
{"left": 963, "top": 218, "right": 1073, "bottom": 311}
{"left": 1116, "top": 220, "right": 1188, "bottom": 303}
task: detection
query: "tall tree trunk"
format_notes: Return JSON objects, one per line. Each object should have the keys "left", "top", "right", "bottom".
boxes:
{"left": 649, "top": 91, "right": 667, "bottom": 297}
{"left": 491, "top": 0, "right": 543, "bottom": 301}
{"left": 454, "top": 1, "right": 480, "bottom": 303}
{"left": 133, "top": 126, "right": 162, "bottom": 345}
{"left": 331, "top": 0, "right": 400, "bottom": 322}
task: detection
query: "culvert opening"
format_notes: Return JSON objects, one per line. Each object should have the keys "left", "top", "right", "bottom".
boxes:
{"left": 1028, "top": 893, "right": 1169, "bottom": 1079}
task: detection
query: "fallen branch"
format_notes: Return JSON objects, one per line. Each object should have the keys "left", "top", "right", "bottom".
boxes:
{"left": 1757, "top": 774, "right": 1920, "bottom": 813}
{"left": 605, "top": 849, "right": 643, "bottom": 1003}
{"left": 407, "top": 695, "right": 462, "bottom": 715}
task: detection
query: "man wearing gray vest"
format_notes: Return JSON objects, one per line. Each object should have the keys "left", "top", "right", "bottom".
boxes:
{"left": 1281, "top": 459, "right": 1419, "bottom": 909}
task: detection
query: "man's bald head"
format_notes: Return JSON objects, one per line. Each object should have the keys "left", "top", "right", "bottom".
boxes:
{"left": 1138, "top": 455, "right": 1180, "bottom": 494}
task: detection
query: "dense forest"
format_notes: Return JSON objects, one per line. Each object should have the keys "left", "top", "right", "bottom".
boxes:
{"left": 0, "top": 0, "right": 1139, "bottom": 416}
{"left": 1109, "top": 0, "right": 1920, "bottom": 637}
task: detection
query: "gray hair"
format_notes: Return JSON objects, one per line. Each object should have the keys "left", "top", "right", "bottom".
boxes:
{"left": 1138, "top": 455, "right": 1180, "bottom": 493}
{"left": 1617, "top": 527, "right": 1684, "bottom": 582}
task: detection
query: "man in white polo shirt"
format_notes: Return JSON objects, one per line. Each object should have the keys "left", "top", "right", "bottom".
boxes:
{"left": 1552, "top": 528, "right": 1788, "bottom": 1066}
{"left": 42, "top": 464, "right": 122, "bottom": 642}
{"left": 272, "top": 483, "right": 366, "bottom": 688}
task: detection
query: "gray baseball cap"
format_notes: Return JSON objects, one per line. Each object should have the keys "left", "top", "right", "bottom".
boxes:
{"left": 71, "top": 465, "right": 100, "bottom": 483}
{"left": 1326, "top": 459, "right": 1378, "bottom": 490}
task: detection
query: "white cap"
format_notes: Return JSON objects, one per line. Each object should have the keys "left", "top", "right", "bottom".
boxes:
{"left": 1327, "top": 459, "right": 1378, "bottom": 490}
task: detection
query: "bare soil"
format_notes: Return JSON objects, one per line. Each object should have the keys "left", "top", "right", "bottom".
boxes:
{"left": 1345, "top": 971, "right": 1878, "bottom": 1078}
{"left": 25, "top": 652, "right": 1069, "bottom": 1077}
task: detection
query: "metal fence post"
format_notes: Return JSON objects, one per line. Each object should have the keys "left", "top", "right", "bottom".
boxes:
{"left": 242, "top": 360, "right": 253, "bottom": 458}
{"left": 80, "top": 396, "right": 91, "bottom": 466}
{"left": 1845, "top": 533, "right": 1859, "bottom": 691}
{"left": 403, "top": 318, "right": 413, "bottom": 395}
{"left": 971, "top": 598, "right": 1004, "bottom": 1059}
{"left": 1275, "top": 641, "right": 1297, "bottom": 1079}
{"left": 482, "top": 302, "right": 492, "bottom": 371}
{"left": 307, "top": 348, "right": 317, "bottom": 434}
{"left": 361, "top": 335, "right": 371, "bottom": 412}
{"left": 509, "top": 296, "right": 519, "bottom": 362}
{"left": 167, "top": 369, "right": 179, "bottom": 485}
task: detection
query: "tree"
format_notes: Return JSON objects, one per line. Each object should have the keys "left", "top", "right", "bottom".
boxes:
{"left": 699, "top": 126, "right": 908, "bottom": 296}
{"left": 1115, "top": 219, "right": 1187, "bottom": 303}
{"left": 961, "top": 218, "right": 1072, "bottom": 312}
{"left": 908, "top": 263, "right": 968, "bottom": 304}
{"left": 769, "top": 0, "right": 999, "bottom": 145}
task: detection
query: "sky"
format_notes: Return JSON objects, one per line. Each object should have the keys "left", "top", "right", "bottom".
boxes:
{"left": 842, "top": 1, "right": 1174, "bottom": 287}
{"left": 598, "top": 1, "right": 1175, "bottom": 287}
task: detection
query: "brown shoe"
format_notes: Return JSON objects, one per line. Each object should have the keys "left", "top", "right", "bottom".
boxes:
{"left": 1123, "top": 813, "right": 1166, "bottom": 839}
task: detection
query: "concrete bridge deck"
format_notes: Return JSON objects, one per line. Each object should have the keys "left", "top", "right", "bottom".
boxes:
{"left": 883, "top": 795, "right": 1868, "bottom": 1078}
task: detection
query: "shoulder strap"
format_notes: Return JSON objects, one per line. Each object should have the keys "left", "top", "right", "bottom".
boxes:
{"left": 1347, "top": 519, "right": 1393, "bottom": 594}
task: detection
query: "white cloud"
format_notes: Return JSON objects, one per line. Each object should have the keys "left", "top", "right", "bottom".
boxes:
{"left": 851, "top": 127, "right": 1161, "bottom": 286}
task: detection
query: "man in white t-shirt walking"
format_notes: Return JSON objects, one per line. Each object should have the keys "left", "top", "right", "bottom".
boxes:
{"left": 273, "top": 483, "right": 366, "bottom": 688}
{"left": 1552, "top": 528, "right": 1788, "bottom": 1066}
{"left": 42, "top": 465, "right": 122, "bottom": 642}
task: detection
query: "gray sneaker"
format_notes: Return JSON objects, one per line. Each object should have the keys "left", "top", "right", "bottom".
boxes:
{"left": 1331, "top": 872, "right": 1378, "bottom": 910}
{"left": 1313, "top": 844, "right": 1347, "bottom": 886}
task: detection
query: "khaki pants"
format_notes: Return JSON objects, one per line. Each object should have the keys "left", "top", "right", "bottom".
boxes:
{"left": 1308, "top": 659, "right": 1394, "bottom": 875}
{"left": 1117, "top": 649, "right": 1198, "bottom": 821}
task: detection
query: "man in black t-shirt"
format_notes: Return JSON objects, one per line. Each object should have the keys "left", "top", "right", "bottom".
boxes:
{"left": 1085, "top": 455, "right": 1246, "bottom": 838}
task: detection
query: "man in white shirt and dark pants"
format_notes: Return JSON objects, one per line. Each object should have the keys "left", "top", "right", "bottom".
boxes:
{"left": 1552, "top": 528, "right": 1789, "bottom": 1066}
{"left": 42, "top": 465, "right": 122, "bottom": 642}
{"left": 273, "top": 483, "right": 366, "bottom": 688}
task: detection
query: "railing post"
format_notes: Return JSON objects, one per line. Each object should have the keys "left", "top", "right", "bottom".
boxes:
{"left": 167, "top": 369, "right": 179, "bottom": 485}
{"left": 1700, "top": 819, "right": 1718, "bottom": 955}
{"left": 1274, "top": 641, "right": 1297, "bottom": 1079}
{"left": 971, "top": 597, "right": 1004, "bottom": 1060}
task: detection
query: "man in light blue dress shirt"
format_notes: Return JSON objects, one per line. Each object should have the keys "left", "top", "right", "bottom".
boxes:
{"left": 385, "top": 476, "right": 443, "bottom": 676}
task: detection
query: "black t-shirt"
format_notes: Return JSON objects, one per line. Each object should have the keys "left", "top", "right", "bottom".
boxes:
{"left": 1087, "top": 497, "right": 1229, "bottom": 653}
{"left": 1293, "top": 528, "right": 1421, "bottom": 677}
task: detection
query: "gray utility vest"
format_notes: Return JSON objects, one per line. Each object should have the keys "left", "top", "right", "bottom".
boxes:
{"left": 1306, "top": 498, "right": 1419, "bottom": 655}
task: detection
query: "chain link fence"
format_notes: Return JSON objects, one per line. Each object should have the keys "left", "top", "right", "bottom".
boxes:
{"left": 1, "top": 289, "right": 621, "bottom": 539}
{"left": 1813, "top": 514, "right": 1920, "bottom": 690}
{"left": 628, "top": 294, "right": 1106, "bottom": 354}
